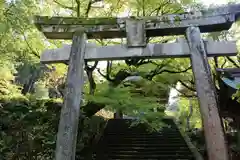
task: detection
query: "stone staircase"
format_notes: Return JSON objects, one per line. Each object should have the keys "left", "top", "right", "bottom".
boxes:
{"left": 94, "top": 118, "right": 197, "bottom": 160}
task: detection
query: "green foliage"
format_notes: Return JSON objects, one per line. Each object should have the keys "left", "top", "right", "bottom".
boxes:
{"left": 77, "top": 116, "right": 106, "bottom": 151}
{"left": 0, "top": 96, "right": 107, "bottom": 159}
{"left": 0, "top": 97, "right": 58, "bottom": 159}
{"left": 0, "top": 58, "right": 22, "bottom": 97}
{"left": 2, "top": 0, "right": 240, "bottom": 158}
{"left": 232, "top": 84, "right": 240, "bottom": 103}
{"left": 86, "top": 79, "right": 167, "bottom": 130}
{"left": 177, "top": 97, "right": 202, "bottom": 130}
{"left": 32, "top": 81, "right": 49, "bottom": 100}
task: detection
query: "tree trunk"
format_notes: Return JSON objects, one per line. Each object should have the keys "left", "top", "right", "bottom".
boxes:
{"left": 86, "top": 69, "right": 96, "bottom": 95}
{"left": 186, "top": 98, "right": 193, "bottom": 131}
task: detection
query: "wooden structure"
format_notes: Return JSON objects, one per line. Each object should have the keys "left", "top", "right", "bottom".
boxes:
{"left": 34, "top": 3, "right": 240, "bottom": 160}
{"left": 217, "top": 68, "right": 240, "bottom": 121}
{"left": 40, "top": 40, "right": 237, "bottom": 63}
{"left": 35, "top": 4, "right": 240, "bottom": 40}
{"left": 217, "top": 68, "right": 240, "bottom": 159}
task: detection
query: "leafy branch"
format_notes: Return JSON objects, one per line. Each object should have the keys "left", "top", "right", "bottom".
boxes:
{"left": 146, "top": 64, "right": 192, "bottom": 80}
{"left": 226, "top": 56, "right": 240, "bottom": 68}
{"left": 178, "top": 80, "right": 196, "bottom": 92}
{"left": 97, "top": 61, "right": 131, "bottom": 86}
{"left": 53, "top": 0, "right": 76, "bottom": 11}
{"left": 22, "top": 33, "right": 40, "bottom": 58}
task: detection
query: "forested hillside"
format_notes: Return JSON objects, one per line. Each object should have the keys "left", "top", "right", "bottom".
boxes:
{"left": 1, "top": 0, "right": 240, "bottom": 159}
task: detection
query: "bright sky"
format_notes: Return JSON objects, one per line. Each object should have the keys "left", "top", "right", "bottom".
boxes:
{"left": 200, "top": 0, "right": 227, "bottom": 5}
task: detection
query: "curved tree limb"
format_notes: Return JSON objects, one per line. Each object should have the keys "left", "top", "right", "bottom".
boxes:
{"left": 146, "top": 65, "right": 192, "bottom": 80}
{"left": 125, "top": 58, "right": 163, "bottom": 67}
{"left": 97, "top": 68, "right": 110, "bottom": 80}
{"left": 85, "top": 0, "right": 92, "bottom": 17}
{"left": 97, "top": 60, "right": 132, "bottom": 86}
{"left": 22, "top": 34, "right": 40, "bottom": 58}
{"left": 226, "top": 56, "right": 240, "bottom": 68}
{"left": 214, "top": 57, "right": 219, "bottom": 68}
{"left": 178, "top": 80, "right": 196, "bottom": 92}
{"left": 97, "top": 68, "right": 131, "bottom": 86}
{"left": 172, "top": 85, "right": 197, "bottom": 98}
{"left": 75, "top": 0, "right": 81, "bottom": 17}
{"left": 81, "top": 101, "right": 106, "bottom": 117}
{"left": 159, "top": 66, "right": 192, "bottom": 74}
{"left": 149, "top": 0, "right": 171, "bottom": 16}
{"left": 85, "top": 61, "right": 98, "bottom": 95}
{"left": 221, "top": 57, "right": 227, "bottom": 68}
{"left": 97, "top": 61, "right": 114, "bottom": 82}
{"left": 53, "top": 0, "right": 76, "bottom": 11}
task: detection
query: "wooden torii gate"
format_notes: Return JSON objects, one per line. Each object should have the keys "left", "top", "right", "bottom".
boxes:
{"left": 35, "top": 4, "right": 240, "bottom": 160}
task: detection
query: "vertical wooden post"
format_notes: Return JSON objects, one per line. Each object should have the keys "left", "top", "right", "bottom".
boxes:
{"left": 55, "top": 30, "right": 86, "bottom": 160}
{"left": 186, "top": 26, "right": 228, "bottom": 160}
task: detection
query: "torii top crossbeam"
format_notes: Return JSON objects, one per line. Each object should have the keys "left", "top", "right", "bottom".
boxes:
{"left": 34, "top": 4, "right": 240, "bottom": 40}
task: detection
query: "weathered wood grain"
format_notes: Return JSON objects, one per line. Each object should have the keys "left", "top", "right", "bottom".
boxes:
{"left": 55, "top": 30, "right": 86, "bottom": 160}
{"left": 34, "top": 4, "right": 240, "bottom": 39}
{"left": 40, "top": 40, "right": 237, "bottom": 63}
{"left": 186, "top": 26, "right": 228, "bottom": 160}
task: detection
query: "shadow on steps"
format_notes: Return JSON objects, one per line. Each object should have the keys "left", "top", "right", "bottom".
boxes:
{"left": 93, "top": 118, "right": 197, "bottom": 160}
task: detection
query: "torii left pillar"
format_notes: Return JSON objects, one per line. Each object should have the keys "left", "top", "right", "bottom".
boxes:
{"left": 55, "top": 30, "right": 86, "bottom": 160}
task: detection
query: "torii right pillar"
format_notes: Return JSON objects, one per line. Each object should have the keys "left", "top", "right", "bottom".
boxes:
{"left": 186, "top": 26, "right": 228, "bottom": 160}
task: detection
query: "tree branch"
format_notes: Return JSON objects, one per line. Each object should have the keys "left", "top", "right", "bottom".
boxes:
{"left": 97, "top": 67, "right": 114, "bottom": 82}
{"left": 186, "top": 98, "right": 193, "bottom": 131}
{"left": 142, "top": 0, "right": 145, "bottom": 16}
{"left": 125, "top": 58, "right": 151, "bottom": 67}
{"left": 85, "top": 0, "right": 92, "bottom": 17}
{"left": 149, "top": 0, "right": 171, "bottom": 16}
{"left": 85, "top": 61, "right": 98, "bottom": 95}
{"left": 214, "top": 57, "right": 219, "bottom": 68}
{"left": 221, "top": 57, "right": 227, "bottom": 68}
{"left": 85, "top": 61, "right": 98, "bottom": 71}
{"left": 107, "top": 61, "right": 112, "bottom": 75}
{"left": 147, "top": 65, "right": 191, "bottom": 80}
{"left": 97, "top": 60, "right": 115, "bottom": 82}
{"left": 23, "top": 34, "right": 40, "bottom": 58}
{"left": 97, "top": 62, "right": 131, "bottom": 86}
{"left": 158, "top": 66, "right": 191, "bottom": 74}
{"left": 106, "top": 0, "right": 121, "bottom": 16}
{"left": 53, "top": 0, "right": 75, "bottom": 10}
{"left": 178, "top": 80, "right": 196, "bottom": 92}
{"left": 226, "top": 56, "right": 240, "bottom": 68}
{"left": 75, "top": 0, "right": 80, "bottom": 17}
{"left": 172, "top": 85, "right": 197, "bottom": 98}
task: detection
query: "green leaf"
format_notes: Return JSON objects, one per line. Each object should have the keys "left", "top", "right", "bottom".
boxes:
{"left": 0, "top": 23, "right": 7, "bottom": 33}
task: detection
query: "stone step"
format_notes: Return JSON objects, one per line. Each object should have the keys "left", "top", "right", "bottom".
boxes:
{"left": 102, "top": 142, "right": 189, "bottom": 146}
{"left": 102, "top": 134, "right": 181, "bottom": 139}
{"left": 98, "top": 159, "right": 193, "bottom": 160}
{"left": 99, "top": 150, "right": 193, "bottom": 154}
{"left": 100, "top": 146, "right": 190, "bottom": 151}
{"left": 104, "top": 132, "right": 180, "bottom": 135}
{"left": 98, "top": 154, "right": 195, "bottom": 159}
{"left": 103, "top": 138, "right": 186, "bottom": 144}
{"left": 94, "top": 119, "right": 195, "bottom": 160}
